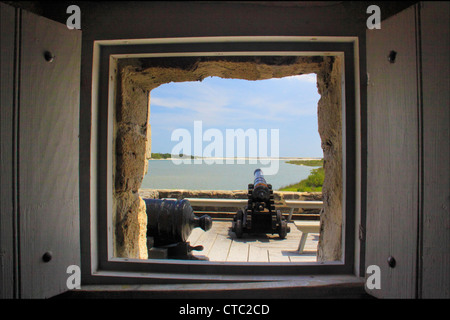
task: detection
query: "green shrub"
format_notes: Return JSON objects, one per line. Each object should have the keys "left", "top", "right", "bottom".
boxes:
{"left": 279, "top": 167, "right": 324, "bottom": 192}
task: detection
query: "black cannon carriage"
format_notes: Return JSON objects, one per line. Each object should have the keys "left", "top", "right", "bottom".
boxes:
{"left": 232, "top": 168, "right": 290, "bottom": 239}
{"left": 144, "top": 198, "right": 212, "bottom": 259}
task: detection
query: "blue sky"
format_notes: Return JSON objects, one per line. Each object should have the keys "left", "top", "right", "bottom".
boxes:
{"left": 149, "top": 74, "right": 323, "bottom": 158}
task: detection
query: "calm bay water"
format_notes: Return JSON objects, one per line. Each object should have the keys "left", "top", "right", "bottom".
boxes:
{"left": 140, "top": 159, "right": 318, "bottom": 191}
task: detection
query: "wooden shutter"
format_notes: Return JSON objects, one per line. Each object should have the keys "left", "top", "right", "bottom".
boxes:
{"left": 419, "top": 1, "right": 450, "bottom": 298}
{"left": 0, "top": 2, "right": 17, "bottom": 299}
{"left": 17, "top": 9, "right": 81, "bottom": 298}
{"left": 366, "top": 2, "right": 450, "bottom": 298}
{"left": 365, "top": 4, "right": 420, "bottom": 298}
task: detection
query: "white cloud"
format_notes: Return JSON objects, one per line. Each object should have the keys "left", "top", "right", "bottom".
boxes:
{"left": 269, "top": 74, "right": 317, "bottom": 83}
{"left": 150, "top": 83, "right": 231, "bottom": 115}
{"left": 150, "top": 75, "right": 320, "bottom": 132}
{"left": 297, "top": 74, "right": 317, "bottom": 83}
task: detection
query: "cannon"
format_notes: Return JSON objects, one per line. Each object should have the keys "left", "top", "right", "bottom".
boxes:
{"left": 144, "top": 198, "right": 212, "bottom": 259}
{"left": 232, "top": 168, "right": 290, "bottom": 239}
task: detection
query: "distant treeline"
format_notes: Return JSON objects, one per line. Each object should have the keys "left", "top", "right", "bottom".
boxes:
{"left": 151, "top": 153, "right": 194, "bottom": 159}
{"left": 285, "top": 159, "right": 323, "bottom": 167}
{"left": 279, "top": 158, "right": 324, "bottom": 192}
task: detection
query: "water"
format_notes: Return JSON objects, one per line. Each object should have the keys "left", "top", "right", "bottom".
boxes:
{"left": 140, "top": 159, "right": 318, "bottom": 191}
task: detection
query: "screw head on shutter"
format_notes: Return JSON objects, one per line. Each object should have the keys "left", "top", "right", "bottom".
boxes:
{"left": 387, "top": 256, "right": 396, "bottom": 268}
{"left": 388, "top": 50, "right": 397, "bottom": 63}
{"left": 42, "top": 251, "right": 53, "bottom": 263}
{"left": 44, "top": 51, "right": 54, "bottom": 62}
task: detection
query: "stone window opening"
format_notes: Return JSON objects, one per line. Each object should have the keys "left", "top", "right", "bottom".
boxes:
{"left": 112, "top": 55, "right": 343, "bottom": 264}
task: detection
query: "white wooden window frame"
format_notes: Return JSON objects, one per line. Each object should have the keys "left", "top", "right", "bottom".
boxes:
{"left": 87, "top": 36, "right": 362, "bottom": 284}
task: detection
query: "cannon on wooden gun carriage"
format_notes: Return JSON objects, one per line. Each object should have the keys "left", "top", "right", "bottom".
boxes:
{"left": 144, "top": 198, "right": 212, "bottom": 259}
{"left": 232, "top": 168, "right": 290, "bottom": 239}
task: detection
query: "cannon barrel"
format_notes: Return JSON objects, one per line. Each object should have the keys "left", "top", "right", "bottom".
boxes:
{"left": 145, "top": 198, "right": 212, "bottom": 247}
{"left": 253, "top": 168, "right": 267, "bottom": 187}
{"left": 252, "top": 168, "right": 271, "bottom": 202}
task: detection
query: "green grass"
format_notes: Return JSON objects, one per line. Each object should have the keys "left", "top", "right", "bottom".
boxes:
{"left": 151, "top": 153, "right": 194, "bottom": 159}
{"left": 279, "top": 166, "right": 324, "bottom": 192}
{"left": 285, "top": 159, "right": 324, "bottom": 167}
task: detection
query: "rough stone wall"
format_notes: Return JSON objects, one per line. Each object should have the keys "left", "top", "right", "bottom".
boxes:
{"left": 113, "top": 60, "right": 151, "bottom": 259}
{"left": 316, "top": 56, "right": 343, "bottom": 261}
{"left": 113, "top": 56, "right": 342, "bottom": 261}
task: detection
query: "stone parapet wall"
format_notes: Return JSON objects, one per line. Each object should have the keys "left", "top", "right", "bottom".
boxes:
{"left": 139, "top": 189, "right": 322, "bottom": 214}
